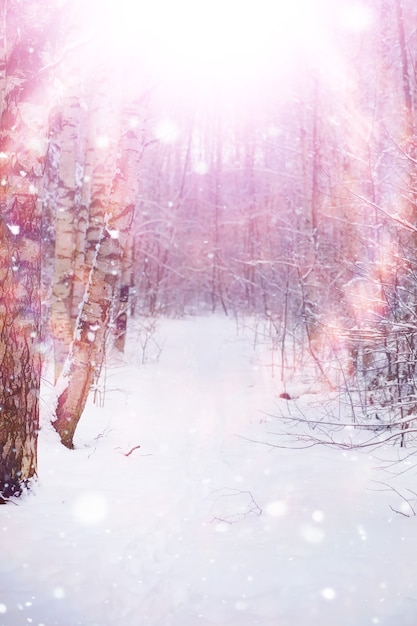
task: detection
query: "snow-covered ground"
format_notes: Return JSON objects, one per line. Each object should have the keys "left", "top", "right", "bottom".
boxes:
{"left": 1, "top": 316, "right": 417, "bottom": 625}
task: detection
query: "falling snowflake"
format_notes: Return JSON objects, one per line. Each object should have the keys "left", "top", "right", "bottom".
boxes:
{"left": 301, "top": 524, "right": 325, "bottom": 544}
{"left": 321, "top": 587, "right": 336, "bottom": 600}
{"left": 6, "top": 224, "right": 20, "bottom": 235}
{"left": 72, "top": 492, "right": 108, "bottom": 526}
{"left": 53, "top": 587, "right": 65, "bottom": 599}
{"left": 265, "top": 500, "right": 288, "bottom": 517}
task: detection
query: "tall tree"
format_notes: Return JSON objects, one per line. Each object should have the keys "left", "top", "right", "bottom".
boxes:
{"left": 0, "top": 0, "right": 52, "bottom": 499}
{"left": 51, "top": 93, "right": 83, "bottom": 381}
{"left": 52, "top": 101, "right": 144, "bottom": 448}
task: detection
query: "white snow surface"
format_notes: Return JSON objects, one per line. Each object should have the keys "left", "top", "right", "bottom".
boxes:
{"left": 1, "top": 315, "right": 417, "bottom": 625}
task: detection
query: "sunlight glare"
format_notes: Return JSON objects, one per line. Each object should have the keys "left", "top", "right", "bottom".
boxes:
{"left": 338, "top": 3, "right": 374, "bottom": 33}
{"left": 89, "top": 0, "right": 331, "bottom": 88}
{"left": 154, "top": 119, "right": 179, "bottom": 143}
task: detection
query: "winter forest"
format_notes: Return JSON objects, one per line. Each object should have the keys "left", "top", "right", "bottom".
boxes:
{"left": 2, "top": 0, "right": 417, "bottom": 624}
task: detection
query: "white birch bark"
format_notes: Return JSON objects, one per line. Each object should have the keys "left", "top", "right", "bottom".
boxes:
{"left": 51, "top": 94, "right": 82, "bottom": 381}
{"left": 53, "top": 102, "right": 144, "bottom": 446}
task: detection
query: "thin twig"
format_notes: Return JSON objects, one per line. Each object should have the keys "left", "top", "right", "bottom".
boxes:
{"left": 123, "top": 445, "right": 141, "bottom": 457}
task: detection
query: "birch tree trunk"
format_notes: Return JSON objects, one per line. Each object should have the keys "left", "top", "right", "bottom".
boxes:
{"left": 114, "top": 229, "right": 134, "bottom": 352}
{"left": 51, "top": 94, "right": 82, "bottom": 381}
{"left": 112, "top": 104, "right": 144, "bottom": 351}
{"left": 84, "top": 71, "right": 119, "bottom": 270}
{"left": 53, "top": 226, "right": 120, "bottom": 448}
{"left": 53, "top": 102, "right": 143, "bottom": 447}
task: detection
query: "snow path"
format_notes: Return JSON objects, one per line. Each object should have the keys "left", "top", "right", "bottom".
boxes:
{"left": 1, "top": 316, "right": 417, "bottom": 625}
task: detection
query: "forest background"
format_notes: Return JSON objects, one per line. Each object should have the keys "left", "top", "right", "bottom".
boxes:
{"left": 1, "top": 0, "right": 417, "bottom": 500}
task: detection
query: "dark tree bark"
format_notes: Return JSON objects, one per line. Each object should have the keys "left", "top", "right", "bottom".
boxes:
{"left": 0, "top": 0, "right": 50, "bottom": 499}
